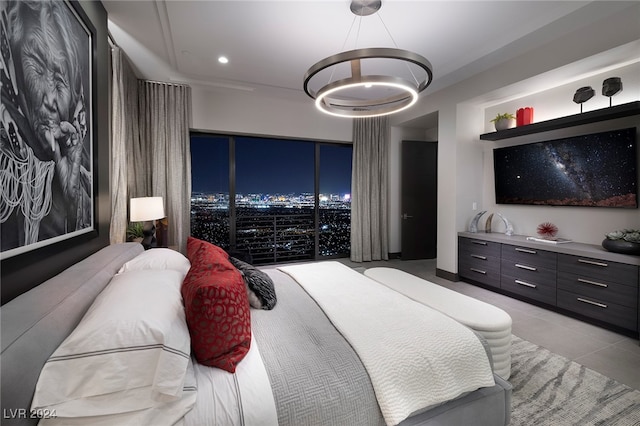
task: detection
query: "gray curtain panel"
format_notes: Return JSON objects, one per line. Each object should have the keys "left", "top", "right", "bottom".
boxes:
{"left": 109, "top": 46, "right": 141, "bottom": 244}
{"left": 138, "top": 81, "right": 192, "bottom": 254}
{"left": 350, "top": 116, "right": 389, "bottom": 262}
{"left": 110, "top": 47, "right": 191, "bottom": 253}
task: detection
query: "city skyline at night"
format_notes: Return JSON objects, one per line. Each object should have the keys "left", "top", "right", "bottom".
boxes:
{"left": 190, "top": 134, "right": 353, "bottom": 262}
{"left": 191, "top": 135, "right": 352, "bottom": 196}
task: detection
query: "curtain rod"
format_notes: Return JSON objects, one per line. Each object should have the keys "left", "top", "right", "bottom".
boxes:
{"left": 142, "top": 79, "right": 190, "bottom": 88}
{"left": 107, "top": 30, "right": 118, "bottom": 48}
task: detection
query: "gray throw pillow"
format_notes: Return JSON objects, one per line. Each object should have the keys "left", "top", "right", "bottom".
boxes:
{"left": 229, "top": 257, "right": 277, "bottom": 310}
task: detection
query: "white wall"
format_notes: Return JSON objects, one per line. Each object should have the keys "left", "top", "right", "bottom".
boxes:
{"left": 191, "top": 88, "right": 352, "bottom": 142}
{"left": 483, "top": 62, "right": 640, "bottom": 131}
{"left": 389, "top": 2, "right": 640, "bottom": 275}
{"left": 480, "top": 63, "right": 640, "bottom": 244}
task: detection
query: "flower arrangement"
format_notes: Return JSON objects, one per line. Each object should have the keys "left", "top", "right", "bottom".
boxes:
{"left": 537, "top": 222, "right": 558, "bottom": 239}
{"left": 605, "top": 229, "right": 640, "bottom": 243}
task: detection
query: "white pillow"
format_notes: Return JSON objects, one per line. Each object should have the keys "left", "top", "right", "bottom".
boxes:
{"left": 32, "top": 269, "right": 191, "bottom": 418}
{"left": 118, "top": 248, "right": 191, "bottom": 276}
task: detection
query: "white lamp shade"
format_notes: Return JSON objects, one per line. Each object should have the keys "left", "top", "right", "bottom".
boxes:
{"left": 130, "top": 197, "right": 165, "bottom": 222}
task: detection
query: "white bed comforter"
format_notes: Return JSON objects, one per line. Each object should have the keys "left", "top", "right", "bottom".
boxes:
{"left": 278, "top": 262, "right": 495, "bottom": 426}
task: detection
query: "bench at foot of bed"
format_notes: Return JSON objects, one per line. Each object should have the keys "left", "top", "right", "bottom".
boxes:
{"left": 364, "top": 267, "right": 512, "bottom": 379}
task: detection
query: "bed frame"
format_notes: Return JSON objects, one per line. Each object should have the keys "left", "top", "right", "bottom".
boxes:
{"left": 1, "top": 243, "right": 144, "bottom": 425}
{"left": 1, "top": 243, "right": 511, "bottom": 426}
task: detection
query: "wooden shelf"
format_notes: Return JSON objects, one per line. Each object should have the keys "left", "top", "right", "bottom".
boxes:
{"left": 479, "top": 101, "right": 640, "bottom": 141}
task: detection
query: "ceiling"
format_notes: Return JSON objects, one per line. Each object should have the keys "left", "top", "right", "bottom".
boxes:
{"left": 104, "top": 1, "right": 610, "bottom": 104}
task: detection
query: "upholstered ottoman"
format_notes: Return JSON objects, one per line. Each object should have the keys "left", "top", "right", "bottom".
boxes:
{"left": 364, "top": 267, "right": 512, "bottom": 379}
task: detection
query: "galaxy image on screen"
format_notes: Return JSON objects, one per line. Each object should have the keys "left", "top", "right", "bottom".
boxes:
{"left": 493, "top": 127, "right": 637, "bottom": 208}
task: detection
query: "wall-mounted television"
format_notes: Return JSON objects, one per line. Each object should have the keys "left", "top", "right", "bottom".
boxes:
{"left": 493, "top": 127, "right": 637, "bottom": 208}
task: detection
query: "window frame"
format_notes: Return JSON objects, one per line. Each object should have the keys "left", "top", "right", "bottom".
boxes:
{"left": 190, "top": 131, "right": 352, "bottom": 262}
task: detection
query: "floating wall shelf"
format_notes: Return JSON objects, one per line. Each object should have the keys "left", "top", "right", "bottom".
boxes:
{"left": 479, "top": 101, "right": 640, "bottom": 141}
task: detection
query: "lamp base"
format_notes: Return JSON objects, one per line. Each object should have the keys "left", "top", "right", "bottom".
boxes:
{"left": 141, "top": 221, "right": 157, "bottom": 250}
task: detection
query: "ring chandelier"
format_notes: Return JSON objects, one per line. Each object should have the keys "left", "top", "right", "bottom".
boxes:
{"left": 303, "top": 0, "right": 433, "bottom": 118}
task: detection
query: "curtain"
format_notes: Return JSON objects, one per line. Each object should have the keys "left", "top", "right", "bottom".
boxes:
{"left": 138, "top": 81, "right": 192, "bottom": 254}
{"left": 350, "top": 116, "right": 389, "bottom": 262}
{"left": 109, "top": 46, "right": 141, "bottom": 243}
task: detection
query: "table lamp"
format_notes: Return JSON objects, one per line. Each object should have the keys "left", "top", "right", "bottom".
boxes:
{"left": 130, "top": 197, "right": 165, "bottom": 249}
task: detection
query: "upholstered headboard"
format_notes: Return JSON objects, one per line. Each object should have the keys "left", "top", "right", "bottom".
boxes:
{"left": 0, "top": 243, "right": 144, "bottom": 425}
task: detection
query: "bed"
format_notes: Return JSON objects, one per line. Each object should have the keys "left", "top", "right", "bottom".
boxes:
{"left": 1, "top": 242, "right": 511, "bottom": 426}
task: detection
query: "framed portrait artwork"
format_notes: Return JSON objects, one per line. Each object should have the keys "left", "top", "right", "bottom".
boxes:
{"left": 1, "top": 0, "right": 96, "bottom": 259}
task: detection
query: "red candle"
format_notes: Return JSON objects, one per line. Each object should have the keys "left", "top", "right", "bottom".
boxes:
{"left": 516, "top": 108, "right": 524, "bottom": 126}
{"left": 523, "top": 107, "right": 533, "bottom": 125}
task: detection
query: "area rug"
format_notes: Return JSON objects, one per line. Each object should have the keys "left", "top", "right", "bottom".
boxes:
{"left": 509, "top": 335, "right": 640, "bottom": 425}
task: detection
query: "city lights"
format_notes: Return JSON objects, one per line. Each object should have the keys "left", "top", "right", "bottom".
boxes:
{"left": 190, "top": 191, "right": 351, "bottom": 263}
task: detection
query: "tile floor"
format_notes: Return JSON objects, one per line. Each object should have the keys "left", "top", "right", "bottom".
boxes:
{"left": 337, "top": 257, "right": 640, "bottom": 391}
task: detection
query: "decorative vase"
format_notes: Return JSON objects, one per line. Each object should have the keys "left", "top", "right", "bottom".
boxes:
{"left": 602, "top": 238, "right": 640, "bottom": 255}
{"left": 469, "top": 210, "right": 486, "bottom": 233}
{"left": 494, "top": 118, "right": 515, "bottom": 131}
{"left": 516, "top": 107, "right": 534, "bottom": 126}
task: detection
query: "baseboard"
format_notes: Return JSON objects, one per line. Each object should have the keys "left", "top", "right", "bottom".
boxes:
{"left": 388, "top": 252, "right": 401, "bottom": 259}
{"left": 436, "top": 268, "right": 458, "bottom": 282}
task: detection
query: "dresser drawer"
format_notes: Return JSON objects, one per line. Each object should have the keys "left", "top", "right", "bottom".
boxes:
{"left": 502, "top": 245, "right": 557, "bottom": 270}
{"left": 501, "top": 273, "right": 556, "bottom": 305}
{"left": 557, "top": 271, "right": 638, "bottom": 309}
{"left": 459, "top": 237, "right": 501, "bottom": 257}
{"left": 459, "top": 258, "right": 501, "bottom": 289}
{"left": 557, "top": 289, "right": 637, "bottom": 331}
{"left": 558, "top": 254, "right": 638, "bottom": 286}
{"left": 501, "top": 259, "right": 556, "bottom": 287}
{"left": 458, "top": 249, "right": 500, "bottom": 269}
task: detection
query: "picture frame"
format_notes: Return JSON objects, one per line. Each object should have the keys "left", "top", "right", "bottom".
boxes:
{"left": 0, "top": 0, "right": 97, "bottom": 259}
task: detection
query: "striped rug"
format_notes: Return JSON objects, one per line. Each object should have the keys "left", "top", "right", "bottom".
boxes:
{"left": 510, "top": 335, "right": 640, "bottom": 425}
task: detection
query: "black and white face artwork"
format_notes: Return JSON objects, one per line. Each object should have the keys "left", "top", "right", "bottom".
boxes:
{"left": 1, "top": 0, "right": 92, "bottom": 256}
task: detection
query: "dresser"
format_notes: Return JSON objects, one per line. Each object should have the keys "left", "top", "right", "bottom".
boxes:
{"left": 458, "top": 237, "right": 501, "bottom": 289}
{"left": 458, "top": 232, "right": 640, "bottom": 335}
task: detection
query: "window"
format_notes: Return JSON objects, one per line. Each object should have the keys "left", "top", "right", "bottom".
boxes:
{"left": 235, "top": 137, "right": 315, "bottom": 263}
{"left": 190, "top": 133, "right": 352, "bottom": 264}
{"left": 190, "top": 135, "right": 229, "bottom": 248}
{"left": 318, "top": 143, "right": 352, "bottom": 257}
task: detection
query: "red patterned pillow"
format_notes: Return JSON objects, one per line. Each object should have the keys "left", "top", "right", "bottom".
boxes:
{"left": 186, "top": 236, "right": 226, "bottom": 263}
{"left": 182, "top": 238, "right": 251, "bottom": 372}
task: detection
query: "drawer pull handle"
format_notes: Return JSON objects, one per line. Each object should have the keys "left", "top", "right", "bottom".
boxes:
{"left": 515, "top": 263, "right": 537, "bottom": 271}
{"left": 577, "top": 278, "right": 608, "bottom": 288}
{"left": 470, "top": 268, "right": 487, "bottom": 275}
{"left": 471, "top": 241, "right": 488, "bottom": 246}
{"left": 578, "top": 259, "right": 608, "bottom": 267}
{"left": 515, "top": 248, "right": 537, "bottom": 254}
{"left": 471, "top": 254, "right": 487, "bottom": 260}
{"left": 515, "top": 279, "right": 537, "bottom": 289}
{"left": 577, "top": 297, "right": 607, "bottom": 309}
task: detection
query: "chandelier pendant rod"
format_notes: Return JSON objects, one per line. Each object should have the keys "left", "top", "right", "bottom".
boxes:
{"left": 351, "top": 59, "right": 362, "bottom": 79}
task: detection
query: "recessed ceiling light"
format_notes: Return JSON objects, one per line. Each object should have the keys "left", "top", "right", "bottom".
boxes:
{"left": 218, "top": 56, "right": 229, "bottom": 64}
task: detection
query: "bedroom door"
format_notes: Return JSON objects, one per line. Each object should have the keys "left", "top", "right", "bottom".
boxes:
{"left": 401, "top": 140, "right": 437, "bottom": 260}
